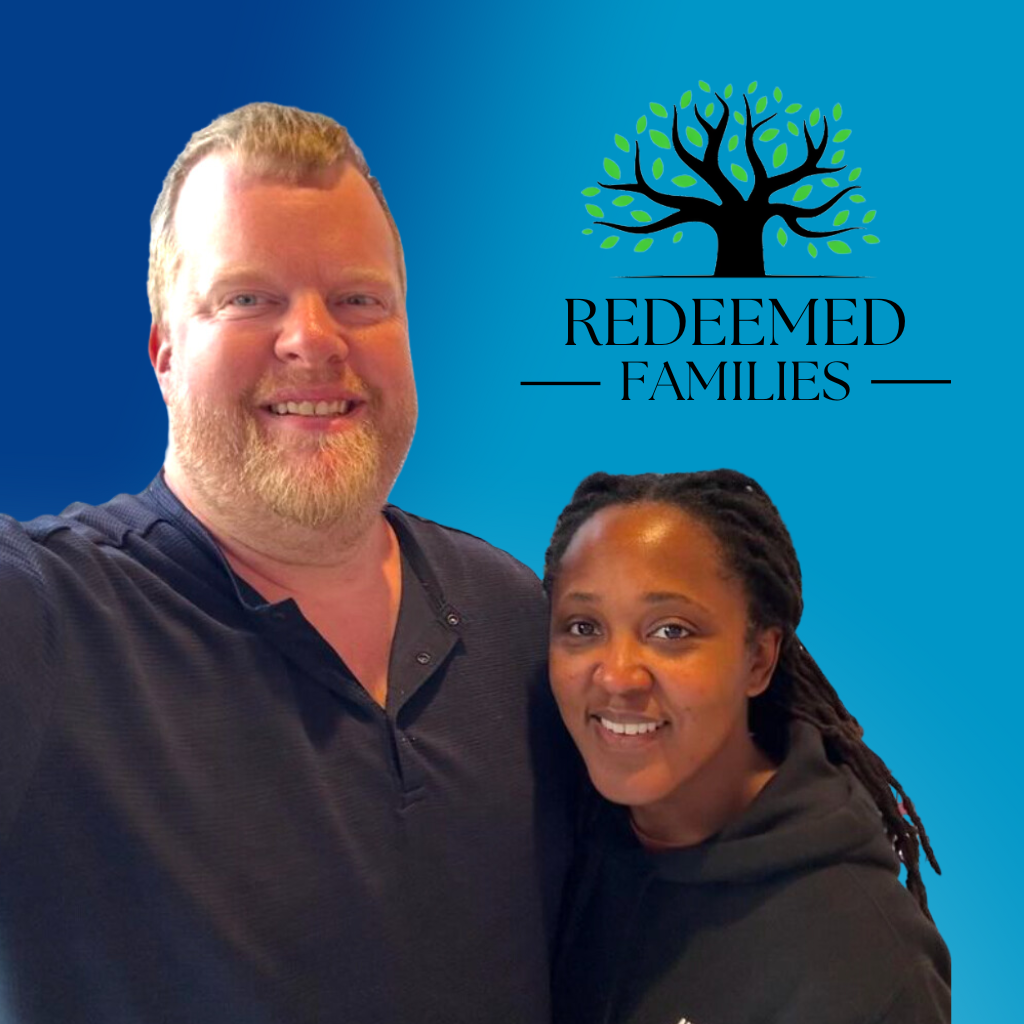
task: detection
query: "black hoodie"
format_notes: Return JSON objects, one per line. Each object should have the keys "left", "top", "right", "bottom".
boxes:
{"left": 553, "top": 722, "right": 951, "bottom": 1024}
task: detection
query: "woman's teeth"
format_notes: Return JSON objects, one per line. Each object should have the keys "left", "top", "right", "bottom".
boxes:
{"left": 598, "top": 717, "right": 664, "bottom": 736}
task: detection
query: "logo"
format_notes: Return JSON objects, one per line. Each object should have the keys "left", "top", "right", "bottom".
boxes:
{"left": 579, "top": 80, "right": 878, "bottom": 277}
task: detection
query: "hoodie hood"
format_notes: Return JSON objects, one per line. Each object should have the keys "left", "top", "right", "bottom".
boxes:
{"left": 605, "top": 720, "right": 898, "bottom": 885}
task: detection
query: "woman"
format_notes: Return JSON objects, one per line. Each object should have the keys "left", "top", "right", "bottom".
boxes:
{"left": 546, "top": 470, "right": 950, "bottom": 1024}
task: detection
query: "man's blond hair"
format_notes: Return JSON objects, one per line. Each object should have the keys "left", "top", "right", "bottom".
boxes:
{"left": 148, "top": 102, "right": 404, "bottom": 326}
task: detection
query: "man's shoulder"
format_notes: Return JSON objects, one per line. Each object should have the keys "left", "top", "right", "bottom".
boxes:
{"left": 2, "top": 490, "right": 161, "bottom": 555}
{"left": 387, "top": 505, "right": 544, "bottom": 596}
{"left": 0, "top": 487, "right": 199, "bottom": 603}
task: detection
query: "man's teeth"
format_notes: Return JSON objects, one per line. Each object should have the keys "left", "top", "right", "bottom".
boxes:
{"left": 598, "top": 717, "right": 664, "bottom": 736}
{"left": 270, "top": 400, "right": 352, "bottom": 417}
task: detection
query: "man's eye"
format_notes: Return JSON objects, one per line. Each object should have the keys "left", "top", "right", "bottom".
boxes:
{"left": 340, "top": 294, "right": 379, "bottom": 307}
{"left": 228, "top": 294, "right": 262, "bottom": 307}
{"left": 567, "top": 621, "right": 599, "bottom": 638}
{"left": 650, "top": 623, "right": 691, "bottom": 640}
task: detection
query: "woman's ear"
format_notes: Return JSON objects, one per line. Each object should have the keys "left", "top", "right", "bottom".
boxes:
{"left": 746, "top": 626, "right": 782, "bottom": 698}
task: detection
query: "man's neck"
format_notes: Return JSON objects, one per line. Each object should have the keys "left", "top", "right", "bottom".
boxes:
{"left": 163, "top": 464, "right": 392, "bottom": 592}
{"left": 164, "top": 466, "right": 404, "bottom": 708}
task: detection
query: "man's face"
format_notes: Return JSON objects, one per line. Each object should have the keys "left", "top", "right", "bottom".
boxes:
{"left": 151, "top": 155, "right": 417, "bottom": 531}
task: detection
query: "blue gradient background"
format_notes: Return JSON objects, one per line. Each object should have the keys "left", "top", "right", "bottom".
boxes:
{"left": 4, "top": 1, "right": 1015, "bottom": 1015}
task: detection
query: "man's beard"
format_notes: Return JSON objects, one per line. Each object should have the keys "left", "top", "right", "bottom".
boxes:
{"left": 165, "top": 378, "right": 415, "bottom": 532}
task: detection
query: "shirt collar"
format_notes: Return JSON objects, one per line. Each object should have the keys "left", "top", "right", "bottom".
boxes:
{"left": 138, "top": 471, "right": 454, "bottom": 620}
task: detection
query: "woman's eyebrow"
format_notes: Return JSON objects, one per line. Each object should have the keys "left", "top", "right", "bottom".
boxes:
{"left": 643, "top": 591, "right": 710, "bottom": 613}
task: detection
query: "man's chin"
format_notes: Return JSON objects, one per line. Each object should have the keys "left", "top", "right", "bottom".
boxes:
{"left": 247, "top": 464, "right": 384, "bottom": 529}
{"left": 166, "top": 392, "right": 413, "bottom": 536}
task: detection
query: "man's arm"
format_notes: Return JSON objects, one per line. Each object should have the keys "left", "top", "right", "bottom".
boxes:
{"left": 0, "top": 518, "right": 62, "bottom": 847}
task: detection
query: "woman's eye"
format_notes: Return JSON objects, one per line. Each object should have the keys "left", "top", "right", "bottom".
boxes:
{"left": 650, "top": 623, "right": 691, "bottom": 640}
{"left": 567, "top": 621, "right": 599, "bottom": 638}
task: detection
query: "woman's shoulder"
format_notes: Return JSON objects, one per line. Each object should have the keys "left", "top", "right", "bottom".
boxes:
{"left": 555, "top": 724, "right": 950, "bottom": 1024}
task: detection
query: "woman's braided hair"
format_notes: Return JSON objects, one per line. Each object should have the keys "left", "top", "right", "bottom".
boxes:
{"left": 543, "top": 469, "right": 940, "bottom": 919}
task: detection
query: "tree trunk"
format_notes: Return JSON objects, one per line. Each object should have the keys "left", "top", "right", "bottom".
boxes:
{"left": 713, "top": 217, "right": 767, "bottom": 277}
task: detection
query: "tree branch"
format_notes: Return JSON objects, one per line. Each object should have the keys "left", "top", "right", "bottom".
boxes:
{"left": 594, "top": 196, "right": 722, "bottom": 234}
{"left": 774, "top": 211, "right": 862, "bottom": 240}
{"left": 597, "top": 143, "right": 687, "bottom": 209}
{"left": 771, "top": 186, "right": 860, "bottom": 221}
{"left": 767, "top": 116, "right": 835, "bottom": 195}
{"left": 744, "top": 95, "right": 770, "bottom": 191}
{"left": 671, "top": 105, "right": 739, "bottom": 205}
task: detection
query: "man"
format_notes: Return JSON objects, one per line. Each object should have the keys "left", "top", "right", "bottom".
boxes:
{"left": 0, "top": 103, "right": 575, "bottom": 1023}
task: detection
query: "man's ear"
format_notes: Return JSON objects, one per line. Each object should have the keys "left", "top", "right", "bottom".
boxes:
{"left": 746, "top": 626, "right": 782, "bottom": 698}
{"left": 149, "top": 322, "right": 173, "bottom": 400}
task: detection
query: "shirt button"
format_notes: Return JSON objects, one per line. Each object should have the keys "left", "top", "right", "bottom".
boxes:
{"left": 446, "top": 612, "right": 460, "bottom": 627}
{"left": 415, "top": 651, "right": 432, "bottom": 665}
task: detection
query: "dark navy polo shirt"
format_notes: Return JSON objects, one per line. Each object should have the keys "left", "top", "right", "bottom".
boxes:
{"left": 0, "top": 476, "right": 576, "bottom": 1024}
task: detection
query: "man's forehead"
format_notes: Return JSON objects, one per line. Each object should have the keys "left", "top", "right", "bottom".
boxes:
{"left": 174, "top": 154, "right": 349, "bottom": 229}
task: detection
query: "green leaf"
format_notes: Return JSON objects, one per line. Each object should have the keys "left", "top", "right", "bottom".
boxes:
{"left": 794, "top": 184, "right": 813, "bottom": 201}
{"left": 634, "top": 238, "right": 653, "bottom": 252}
{"left": 831, "top": 149, "right": 845, "bottom": 164}
{"left": 823, "top": 177, "right": 839, "bottom": 187}
{"left": 833, "top": 210, "right": 849, "bottom": 226}
{"left": 808, "top": 242, "right": 818, "bottom": 258}
{"left": 863, "top": 234, "right": 880, "bottom": 244}
{"left": 585, "top": 204, "right": 604, "bottom": 218}
{"left": 582, "top": 228, "right": 593, "bottom": 235}
{"left": 827, "top": 239, "right": 852, "bottom": 254}
{"left": 685, "top": 126, "right": 704, "bottom": 147}
{"left": 612, "top": 195, "right": 634, "bottom": 207}
{"left": 650, "top": 101, "right": 668, "bottom": 117}
{"left": 833, "top": 103, "right": 843, "bottom": 120}
{"left": 672, "top": 174, "right": 697, "bottom": 187}
{"left": 631, "top": 210, "right": 652, "bottom": 223}
{"left": 849, "top": 167, "right": 862, "bottom": 181}
{"left": 834, "top": 128, "right": 851, "bottom": 143}
{"left": 734, "top": 111, "right": 746, "bottom": 125}
{"left": 603, "top": 158, "right": 621, "bottom": 179}
{"left": 748, "top": 80, "right": 758, "bottom": 93}
{"left": 698, "top": 80, "right": 711, "bottom": 92}
{"left": 672, "top": 230, "right": 684, "bottom": 243}
{"left": 600, "top": 236, "right": 619, "bottom": 249}
{"left": 777, "top": 227, "right": 787, "bottom": 247}
{"left": 772, "top": 143, "right": 788, "bottom": 168}
{"left": 863, "top": 210, "right": 876, "bottom": 223}
{"left": 730, "top": 163, "right": 748, "bottom": 182}
{"left": 810, "top": 107, "right": 820, "bottom": 126}
{"left": 728, "top": 135, "right": 739, "bottom": 151}
{"left": 581, "top": 187, "right": 600, "bottom": 196}
{"left": 614, "top": 133, "right": 630, "bottom": 152}
{"left": 787, "top": 121, "right": 799, "bottom": 136}
{"left": 680, "top": 90, "right": 692, "bottom": 107}
{"left": 650, "top": 129, "right": 671, "bottom": 149}
{"left": 850, "top": 194, "right": 865, "bottom": 203}
{"left": 759, "top": 127, "right": 779, "bottom": 141}
{"left": 785, "top": 103, "right": 802, "bottom": 113}
{"left": 704, "top": 102, "right": 714, "bottom": 117}
{"left": 755, "top": 96, "right": 767, "bottom": 113}
{"left": 636, "top": 115, "right": 647, "bottom": 134}
{"left": 773, "top": 86, "right": 782, "bottom": 102}
{"left": 652, "top": 157, "right": 664, "bottom": 179}
{"left": 724, "top": 83, "right": 733, "bottom": 98}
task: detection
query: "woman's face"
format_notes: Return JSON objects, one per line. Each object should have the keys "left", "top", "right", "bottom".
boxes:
{"left": 549, "top": 502, "right": 780, "bottom": 823}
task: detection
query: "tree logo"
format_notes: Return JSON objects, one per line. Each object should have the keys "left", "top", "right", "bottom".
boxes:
{"left": 580, "top": 80, "right": 880, "bottom": 276}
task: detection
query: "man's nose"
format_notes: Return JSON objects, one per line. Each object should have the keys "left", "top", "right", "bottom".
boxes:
{"left": 274, "top": 292, "right": 350, "bottom": 366}
{"left": 593, "top": 637, "right": 654, "bottom": 694}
